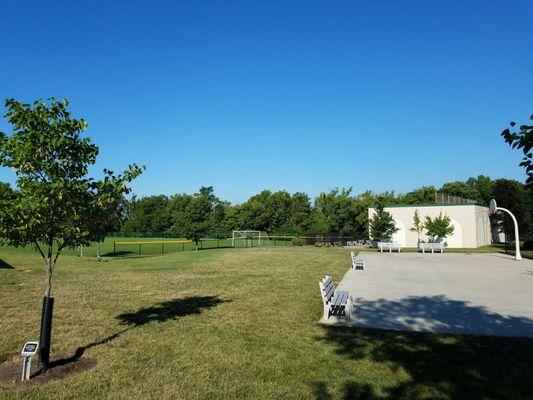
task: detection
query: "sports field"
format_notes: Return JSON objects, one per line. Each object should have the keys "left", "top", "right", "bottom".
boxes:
{"left": 1, "top": 245, "right": 532, "bottom": 399}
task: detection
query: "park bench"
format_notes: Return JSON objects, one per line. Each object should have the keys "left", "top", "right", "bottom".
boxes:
{"left": 319, "top": 275, "right": 353, "bottom": 321}
{"left": 377, "top": 242, "right": 402, "bottom": 253}
{"left": 419, "top": 242, "right": 446, "bottom": 254}
{"left": 350, "top": 251, "right": 365, "bottom": 270}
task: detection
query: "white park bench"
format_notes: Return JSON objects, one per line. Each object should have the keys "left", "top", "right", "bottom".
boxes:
{"left": 419, "top": 242, "right": 446, "bottom": 254}
{"left": 350, "top": 251, "right": 365, "bottom": 270}
{"left": 377, "top": 242, "right": 402, "bottom": 253}
{"left": 319, "top": 275, "right": 353, "bottom": 321}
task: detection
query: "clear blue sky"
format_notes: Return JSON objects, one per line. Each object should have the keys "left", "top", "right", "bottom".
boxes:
{"left": 1, "top": 1, "right": 532, "bottom": 203}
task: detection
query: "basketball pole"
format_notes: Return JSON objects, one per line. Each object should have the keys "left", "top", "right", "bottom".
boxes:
{"left": 490, "top": 199, "right": 522, "bottom": 261}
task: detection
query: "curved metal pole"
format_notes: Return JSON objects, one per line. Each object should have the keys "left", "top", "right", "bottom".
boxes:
{"left": 497, "top": 207, "right": 522, "bottom": 261}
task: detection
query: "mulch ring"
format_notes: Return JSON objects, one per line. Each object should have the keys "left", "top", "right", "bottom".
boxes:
{"left": 0, "top": 353, "right": 97, "bottom": 389}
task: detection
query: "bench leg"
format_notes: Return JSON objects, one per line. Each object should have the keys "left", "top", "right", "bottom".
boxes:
{"left": 323, "top": 304, "right": 330, "bottom": 320}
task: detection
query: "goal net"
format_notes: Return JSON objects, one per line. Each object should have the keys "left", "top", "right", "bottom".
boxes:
{"left": 232, "top": 230, "right": 270, "bottom": 247}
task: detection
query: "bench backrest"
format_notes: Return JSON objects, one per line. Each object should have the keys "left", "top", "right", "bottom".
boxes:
{"left": 319, "top": 275, "right": 335, "bottom": 304}
{"left": 378, "top": 242, "right": 400, "bottom": 248}
{"left": 419, "top": 242, "right": 446, "bottom": 249}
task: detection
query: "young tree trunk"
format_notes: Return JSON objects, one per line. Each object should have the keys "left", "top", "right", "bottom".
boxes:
{"left": 44, "top": 257, "right": 52, "bottom": 298}
{"left": 39, "top": 257, "right": 54, "bottom": 368}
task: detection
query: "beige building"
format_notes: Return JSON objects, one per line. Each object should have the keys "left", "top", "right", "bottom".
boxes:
{"left": 368, "top": 204, "right": 493, "bottom": 248}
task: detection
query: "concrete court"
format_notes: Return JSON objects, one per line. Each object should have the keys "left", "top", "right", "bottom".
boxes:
{"left": 332, "top": 252, "right": 533, "bottom": 338}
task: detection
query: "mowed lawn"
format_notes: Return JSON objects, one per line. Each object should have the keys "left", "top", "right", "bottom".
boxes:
{"left": 1, "top": 245, "right": 533, "bottom": 399}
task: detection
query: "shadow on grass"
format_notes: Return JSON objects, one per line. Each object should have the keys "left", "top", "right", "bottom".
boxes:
{"left": 0, "top": 258, "right": 14, "bottom": 269}
{"left": 101, "top": 250, "right": 135, "bottom": 257}
{"left": 314, "top": 295, "right": 533, "bottom": 399}
{"left": 116, "top": 296, "right": 227, "bottom": 326}
{"left": 48, "top": 296, "right": 227, "bottom": 370}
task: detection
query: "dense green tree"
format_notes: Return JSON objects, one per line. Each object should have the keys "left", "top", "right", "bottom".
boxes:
{"left": 439, "top": 181, "right": 478, "bottom": 202}
{"left": 466, "top": 175, "right": 494, "bottom": 205}
{"left": 287, "top": 192, "right": 314, "bottom": 233}
{"left": 399, "top": 186, "right": 436, "bottom": 204}
{"left": 368, "top": 199, "right": 398, "bottom": 241}
{"left": 123, "top": 195, "right": 171, "bottom": 233}
{"left": 492, "top": 179, "right": 528, "bottom": 239}
{"left": 314, "top": 188, "right": 360, "bottom": 236}
{"left": 0, "top": 98, "right": 142, "bottom": 367}
{"left": 424, "top": 213, "right": 454, "bottom": 242}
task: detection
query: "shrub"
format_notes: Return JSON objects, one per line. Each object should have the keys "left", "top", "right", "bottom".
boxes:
{"left": 292, "top": 237, "right": 305, "bottom": 246}
{"left": 314, "top": 242, "right": 323, "bottom": 247}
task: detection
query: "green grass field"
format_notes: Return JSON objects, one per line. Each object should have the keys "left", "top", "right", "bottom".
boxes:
{"left": 1, "top": 243, "right": 532, "bottom": 399}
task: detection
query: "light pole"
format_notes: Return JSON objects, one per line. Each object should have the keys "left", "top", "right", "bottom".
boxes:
{"left": 489, "top": 199, "right": 522, "bottom": 261}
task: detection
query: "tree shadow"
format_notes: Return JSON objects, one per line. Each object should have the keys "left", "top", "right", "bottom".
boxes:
{"left": 101, "top": 250, "right": 135, "bottom": 257}
{"left": 45, "top": 296, "right": 227, "bottom": 371}
{"left": 311, "top": 380, "right": 378, "bottom": 400}
{"left": 315, "top": 295, "right": 533, "bottom": 399}
{"left": 116, "top": 296, "right": 228, "bottom": 326}
{"left": 0, "top": 258, "right": 14, "bottom": 269}
{"left": 352, "top": 295, "right": 533, "bottom": 337}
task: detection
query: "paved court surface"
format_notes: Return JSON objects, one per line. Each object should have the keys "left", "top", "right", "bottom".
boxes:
{"left": 331, "top": 252, "right": 533, "bottom": 338}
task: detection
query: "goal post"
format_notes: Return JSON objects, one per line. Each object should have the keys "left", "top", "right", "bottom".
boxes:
{"left": 232, "top": 231, "right": 270, "bottom": 247}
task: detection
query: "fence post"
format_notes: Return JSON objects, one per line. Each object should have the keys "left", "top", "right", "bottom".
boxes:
{"left": 162, "top": 243, "right": 164, "bottom": 254}
{"left": 113, "top": 242, "right": 116, "bottom": 256}
{"left": 139, "top": 244, "right": 141, "bottom": 255}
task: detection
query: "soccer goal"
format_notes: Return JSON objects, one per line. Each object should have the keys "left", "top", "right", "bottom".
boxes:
{"left": 232, "top": 230, "right": 270, "bottom": 247}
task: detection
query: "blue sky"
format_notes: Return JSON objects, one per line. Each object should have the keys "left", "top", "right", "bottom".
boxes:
{"left": 1, "top": 1, "right": 532, "bottom": 203}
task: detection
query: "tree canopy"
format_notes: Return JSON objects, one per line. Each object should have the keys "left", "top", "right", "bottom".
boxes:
{"left": 0, "top": 98, "right": 144, "bottom": 291}
{"left": 96, "top": 173, "right": 532, "bottom": 241}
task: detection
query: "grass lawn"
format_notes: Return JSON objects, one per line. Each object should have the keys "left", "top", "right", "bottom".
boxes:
{"left": 1, "top": 244, "right": 532, "bottom": 399}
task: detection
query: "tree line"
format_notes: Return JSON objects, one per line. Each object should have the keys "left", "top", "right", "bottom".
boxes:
{"left": 111, "top": 176, "right": 532, "bottom": 240}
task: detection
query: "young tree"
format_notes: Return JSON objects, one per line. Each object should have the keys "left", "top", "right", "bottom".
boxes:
{"left": 0, "top": 98, "right": 143, "bottom": 368}
{"left": 410, "top": 209, "right": 424, "bottom": 243}
{"left": 172, "top": 188, "right": 217, "bottom": 250}
{"left": 424, "top": 213, "right": 454, "bottom": 242}
{"left": 501, "top": 114, "right": 533, "bottom": 185}
{"left": 369, "top": 200, "right": 398, "bottom": 241}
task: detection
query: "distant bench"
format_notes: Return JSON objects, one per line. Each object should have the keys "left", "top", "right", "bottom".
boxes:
{"left": 378, "top": 242, "right": 402, "bottom": 253}
{"left": 419, "top": 242, "right": 446, "bottom": 254}
{"left": 351, "top": 251, "right": 365, "bottom": 270}
{"left": 319, "top": 275, "right": 353, "bottom": 321}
